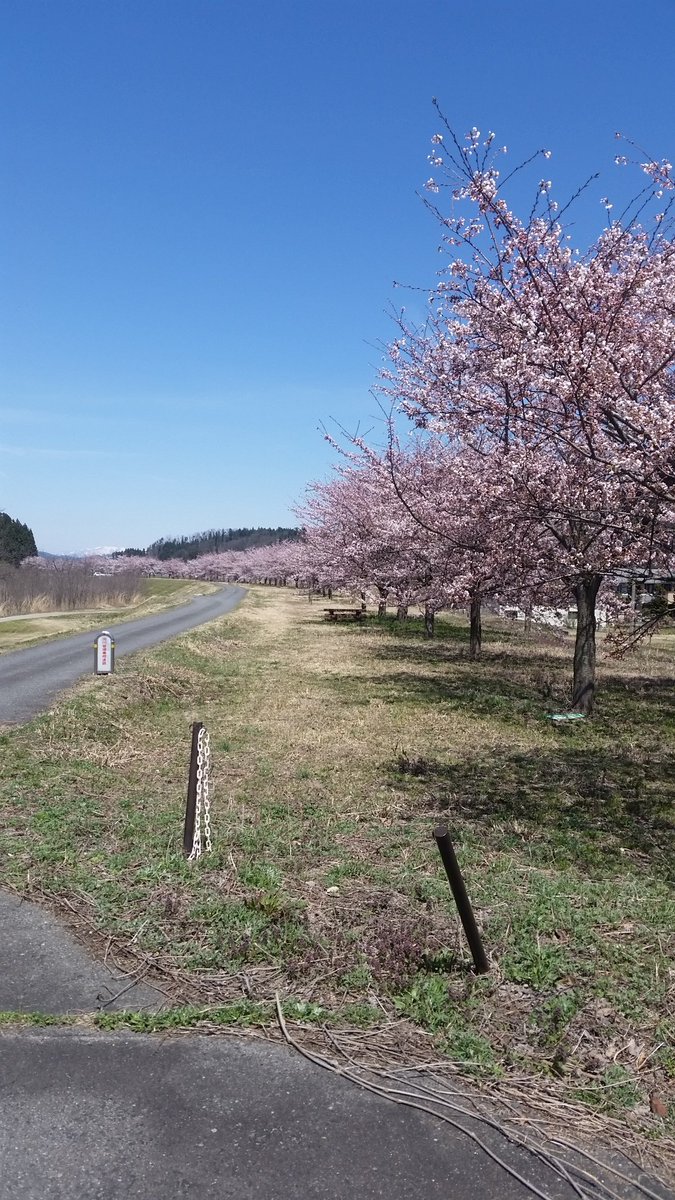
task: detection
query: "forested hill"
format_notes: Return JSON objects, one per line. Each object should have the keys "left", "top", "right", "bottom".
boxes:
{"left": 0, "top": 512, "right": 37, "bottom": 566}
{"left": 140, "top": 526, "right": 300, "bottom": 561}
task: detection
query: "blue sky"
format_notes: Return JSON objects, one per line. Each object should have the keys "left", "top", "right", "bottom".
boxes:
{"left": 2, "top": 0, "right": 674, "bottom": 552}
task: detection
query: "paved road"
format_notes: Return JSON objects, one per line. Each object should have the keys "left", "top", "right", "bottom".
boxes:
{"left": 0, "top": 1027, "right": 581, "bottom": 1200}
{"left": 0, "top": 891, "right": 164, "bottom": 1013}
{"left": 0, "top": 891, "right": 669, "bottom": 1200}
{"left": 0, "top": 891, "right": 574, "bottom": 1200}
{"left": 0, "top": 586, "right": 246, "bottom": 726}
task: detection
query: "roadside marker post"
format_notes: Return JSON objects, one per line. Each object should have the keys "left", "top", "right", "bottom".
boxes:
{"left": 94, "top": 631, "right": 115, "bottom": 675}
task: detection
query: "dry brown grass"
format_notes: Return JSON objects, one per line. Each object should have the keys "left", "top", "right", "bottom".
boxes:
{"left": 1, "top": 585, "right": 673, "bottom": 1182}
{"left": 0, "top": 579, "right": 220, "bottom": 651}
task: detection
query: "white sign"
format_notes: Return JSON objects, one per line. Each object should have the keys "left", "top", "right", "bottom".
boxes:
{"left": 94, "top": 631, "right": 115, "bottom": 675}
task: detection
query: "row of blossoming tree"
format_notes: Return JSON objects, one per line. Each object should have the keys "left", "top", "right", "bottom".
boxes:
{"left": 297, "top": 115, "right": 675, "bottom": 715}
{"left": 24, "top": 116, "right": 675, "bottom": 714}
{"left": 23, "top": 542, "right": 306, "bottom": 588}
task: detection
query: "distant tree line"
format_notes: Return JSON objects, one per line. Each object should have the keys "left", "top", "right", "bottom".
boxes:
{"left": 115, "top": 527, "right": 300, "bottom": 562}
{"left": 0, "top": 512, "right": 37, "bottom": 567}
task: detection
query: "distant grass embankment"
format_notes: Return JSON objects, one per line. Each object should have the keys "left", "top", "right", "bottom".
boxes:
{"left": 0, "top": 576, "right": 220, "bottom": 651}
{"left": 0, "top": 563, "right": 141, "bottom": 617}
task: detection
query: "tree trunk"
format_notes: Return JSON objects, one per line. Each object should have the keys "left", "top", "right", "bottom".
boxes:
{"left": 571, "top": 575, "right": 602, "bottom": 715}
{"left": 360, "top": 591, "right": 367, "bottom": 612}
{"left": 378, "top": 600, "right": 387, "bottom": 617}
{"left": 524, "top": 601, "right": 532, "bottom": 638}
{"left": 397, "top": 604, "right": 408, "bottom": 621}
{"left": 469, "top": 594, "right": 482, "bottom": 659}
{"left": 424, "top": 604, "right": 435, "bottom": 638}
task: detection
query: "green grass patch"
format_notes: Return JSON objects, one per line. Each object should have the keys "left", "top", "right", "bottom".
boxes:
{"left": 141, "top": 578, "right": 199, "bottom": 598}
{"left": 1, "top": 587, "right": 673, "bottom": 1132}
{"left": 93, "top": 998, "right": 379, "bottom": 1033}
{"left": 0, "top": 1011, "right": 78, "bottom": 1027}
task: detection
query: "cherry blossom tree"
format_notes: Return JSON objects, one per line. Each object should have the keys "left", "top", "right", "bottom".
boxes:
{"left": 381, "top": 112, "right": 675, "bottom": 712}
{"left": 298, "top": 436, "right": 524, "bottom": 648}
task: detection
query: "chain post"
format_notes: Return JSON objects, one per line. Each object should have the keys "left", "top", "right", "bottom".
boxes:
{"left": 183, "top": 722, "right": 203, "bottom": 856}
{"left": 184, "top": 724, "right": 213, "bottom": 862}
{"left": 202, "top": 729, "right": 212, "bottom": 853}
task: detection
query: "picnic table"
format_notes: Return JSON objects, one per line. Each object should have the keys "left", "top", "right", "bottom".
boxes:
{"left": 322, "top": 607, "right": 366, "bottom": 622}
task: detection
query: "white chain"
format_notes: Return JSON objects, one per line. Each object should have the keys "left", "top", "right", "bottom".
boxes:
{"left": 202, "top": 729, "right": 212, "bottom": 853}
{"left": 188, "top": 726, "right": 212, "bottom": 861}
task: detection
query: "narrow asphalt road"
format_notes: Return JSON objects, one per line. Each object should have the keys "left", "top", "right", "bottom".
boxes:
{"left": 1, "top": 891, "right": 669, "bottom": 1200}
{"left": 0, "top": 585, "right": 246, "bottom": 726}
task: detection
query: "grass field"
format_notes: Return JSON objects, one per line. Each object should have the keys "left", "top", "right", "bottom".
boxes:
{"left": 0, "top": 586, "right": 673, "bottom": 1166}
{"left": 0, "top": 577, "right": 220, "bottom": 651}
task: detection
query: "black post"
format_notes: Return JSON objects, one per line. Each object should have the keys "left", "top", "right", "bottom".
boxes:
{"left": 433, "top": 824, "right": 489, "bottom": 974}
{"left": 183, "top": 722, "right": 204, "bottom": 855}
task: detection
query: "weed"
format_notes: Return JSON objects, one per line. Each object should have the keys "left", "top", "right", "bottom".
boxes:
{"left": 0, "top": 1011, "right": 77, "bottom": 1027}
{"left": 1, "top": 586, "right": 672, "bottom": 1127}
{"left": 573, "top": 1065, "right": 642, "bottom": 1115}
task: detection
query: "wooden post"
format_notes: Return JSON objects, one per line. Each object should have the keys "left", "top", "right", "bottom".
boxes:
{"left": 433, "top": 825, "right": 489, "bottom": 974}
{"left": 183, "top": 722, "right": 204, "bottom": 855}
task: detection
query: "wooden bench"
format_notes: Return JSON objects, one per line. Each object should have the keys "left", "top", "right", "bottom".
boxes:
{"left": 323, "top": 607, "right": 366, "bottom": 622}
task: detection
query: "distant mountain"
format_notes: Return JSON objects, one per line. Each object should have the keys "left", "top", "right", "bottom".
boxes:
{"left": 38, "top": 533, "right": 301, "bottom": 561}
{"left": 37, "top": 546, "right": 123, "bottom": 559}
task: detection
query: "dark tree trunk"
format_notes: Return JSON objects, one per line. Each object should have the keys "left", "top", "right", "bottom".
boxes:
{"left": 571, "top": 575, "right": 602, "bottom": 715}
{"left": 469, "top": 594, "right": 482, "bottom": 659}
{"left": 524, "top": 601, "right": 532, "bottom": 638}
{"left": 378, "top": 600, "right": 387, "bottom": 617}
{"left": 327, "top": 587, "right": 333, "bottom": 600}
{"left": 397, "top": 604, "right": 408, "bottom": 621}
{"left": 424, "top": 604, "right": 435, "bottom": 638}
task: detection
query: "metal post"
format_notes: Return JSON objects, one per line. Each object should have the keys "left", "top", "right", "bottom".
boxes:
{"left": 183, "top": 722, "right": 204, "bottom": 855}
{"left": 433, "top": 824, "right": 489, "bottom": 974}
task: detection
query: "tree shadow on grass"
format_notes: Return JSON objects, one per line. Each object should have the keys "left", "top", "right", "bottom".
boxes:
{"left": 356, "top": 612, "right": 571, "bottom": 650}
{"left": 599, "top": 670, "right": 675, "bottom": 728}
{"left": 326, "top": 667, "right": 568, "bottom": 725}
{"left": 328, "top": 640, "right": 675, "bottom": 728}
{"left": 367, "top": 615, "right": 471, "bottom": 644}
{"left": 391, "top": 740, "right": 674, "bottom": 872}
{"left": 370, "top": 638, "right": 571, "bottom": 681}
{"left": 325, "top": 611, "right": 575, "bottom": 679}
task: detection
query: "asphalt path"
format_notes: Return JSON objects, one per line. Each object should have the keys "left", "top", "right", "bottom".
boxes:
{"left": 1, "top": 891, "right": 669, "bottom": 1200}
{"left": 0, "top": 1027, "right": 580, "bottom": 1200}
{"left": 0, "top": 585, "right": 246, "bottom": 726}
